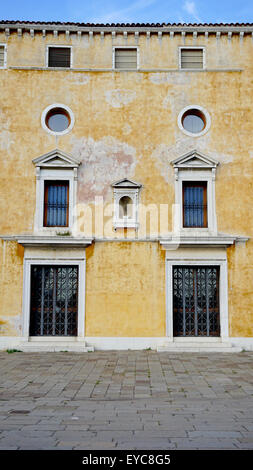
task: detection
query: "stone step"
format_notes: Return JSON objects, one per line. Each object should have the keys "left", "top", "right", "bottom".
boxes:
{"left": 157, "top": 342, "right": 242, "bottom": 353}
{"left": 165, "top": 341, "right": 234, "bottom": 348}
{"left": 20, "top": 342, "right": 94, "bottom": 353}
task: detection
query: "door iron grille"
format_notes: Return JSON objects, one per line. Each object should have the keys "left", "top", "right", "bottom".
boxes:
{"left": 173, "top": 266, "right": 220, "bottom": 337}
{"left": 30, "top": 266, "right": 78, "bottom": 336}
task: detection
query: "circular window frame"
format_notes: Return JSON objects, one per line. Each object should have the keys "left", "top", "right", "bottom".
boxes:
{"left": 178, "top": 105, "right": 211, "bottom": 137}
{"left": 41, "top": 103, "right": 75, "bottom": 136}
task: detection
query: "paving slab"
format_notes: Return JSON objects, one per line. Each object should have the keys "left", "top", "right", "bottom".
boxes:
{"left": 0, "top": 350, "right": 253, "bottom": 450}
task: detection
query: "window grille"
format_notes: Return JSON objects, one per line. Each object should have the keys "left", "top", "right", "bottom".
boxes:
{"left": 173, "top": 266, "right": 220, "bottom": 337}
{"left": 30, "top": 265, "right": 78, "bottom": 336}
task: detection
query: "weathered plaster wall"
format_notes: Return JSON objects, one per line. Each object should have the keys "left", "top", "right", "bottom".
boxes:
{"left": 0, "top": 241, "right": 23, "bottom": 336}
{"left": 0, "top": 30, "right": 252, "bottom": 337}
{"left": 85, "top": 241, "right": 166, "bottom": 337}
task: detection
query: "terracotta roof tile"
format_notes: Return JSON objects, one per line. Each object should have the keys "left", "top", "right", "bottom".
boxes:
{"left": 0, "top": 20, "right": 253, "bottom": 27}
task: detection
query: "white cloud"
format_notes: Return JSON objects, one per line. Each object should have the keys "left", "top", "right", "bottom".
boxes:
{"left": 91, "top": 0, "right": 157, "bottom": 23}
{"left": 183, "top": 1, "right": 201, "bottom": 22}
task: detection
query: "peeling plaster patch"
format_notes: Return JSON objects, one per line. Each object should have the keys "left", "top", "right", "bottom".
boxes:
{"left": 208, "top": 151, "right": 234, "bottom": 164}
{"left": 148, "top": 74, "right": 191, "bottom": 114}
{"left": 0, "top": 315, "right": 22, "bottom": 334}
{"left": 152, "top": 138, "right": 234, "bottom": 183}
{"left": 151, "top": 144, "right": 175, "bottom": 183}
{"left": 70, "top": 74, "right": 90, "bottom": 85}
{"left": 0, "top": 110, "right": 13, "bottom": 151}
{"left": 163, "top": 88, "right": 188, "bottom": 110}
{"left": 105, "top": 89, "right": 137, "bottom": 108}
{"left": 149, "top": 73, "right": 192, "bottom": 86}
{"left": 122, "top": 123, "right": 132, "bottom": 135}
{"left": 71, "top": 136, "right": 138, "bottom": 202}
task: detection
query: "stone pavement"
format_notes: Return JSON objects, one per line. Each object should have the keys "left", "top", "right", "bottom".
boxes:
{"left": 0, "top": 350, "right": 252, "bottom": 450}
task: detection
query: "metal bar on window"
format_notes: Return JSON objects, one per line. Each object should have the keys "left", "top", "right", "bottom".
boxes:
{"left": 44, "top": 181, "right": 69, "bottom": 227}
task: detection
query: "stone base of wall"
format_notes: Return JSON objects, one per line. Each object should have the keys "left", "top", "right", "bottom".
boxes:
{"left": 0, "top": 336, "right": 252, "bottom": 352}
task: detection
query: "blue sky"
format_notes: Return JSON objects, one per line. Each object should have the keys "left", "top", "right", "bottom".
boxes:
{"left": 1, "top": 0, "right": 253, "bottom": 24}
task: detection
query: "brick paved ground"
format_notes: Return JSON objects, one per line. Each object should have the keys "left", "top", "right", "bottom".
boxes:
{"left": 0, "top": 350, "right": 252, "bottom": 450}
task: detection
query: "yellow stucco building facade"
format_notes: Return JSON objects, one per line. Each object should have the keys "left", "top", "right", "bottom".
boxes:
{"left": 0, "top": 21, "right": 252, "bottom": 351}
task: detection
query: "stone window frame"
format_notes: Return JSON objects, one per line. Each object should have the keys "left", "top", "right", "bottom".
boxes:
{"left": 41, "top": 103, "right": 75, "bottom": 137}
{"left": 22, "top": 256, "right": 86, "bottom": 340}
{"left": 178, "top": 46, "right": 206, "bottom": 71}
{"left": 112, "top": 46, "right": 140, "bottom": 70}
{"left": 177, "top": 104, "right": 211, "bottom": 138}
{"left": 112, "top": 179, "right": 142, "bottom": 229}
{"left": 165, "top": 256, "right": 229, "bottom": 342}
{"left": 46, "top": 44, "right": 73, "bottom": 69}
{"left": 171, "top": 150, "right": 219, "bottom": 236}
{"left": 33, "top": 149, "right": 81, "bottom": 235}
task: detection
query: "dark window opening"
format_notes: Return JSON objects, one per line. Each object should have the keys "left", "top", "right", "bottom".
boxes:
{"left": 44, "top": 181, "right": 69, "bottom": 227}
{"left": 182, "top": 109, "right": 206, "bottom": 133}
{"left": 30, "top": 265, "right": 78, "bottom": 336}
{"left": 48, "top": 47, "right": 71, "bottom": 68}
{"left": 45, "top": 107, "right": 70, "bottom": 132}
{"left": 183, "top": 181, "right": 207, "bottom": 228}
{"left": 173, "top": 266, "right": 220, "bottom": 337}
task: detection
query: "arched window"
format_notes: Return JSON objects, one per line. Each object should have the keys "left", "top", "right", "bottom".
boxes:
{"left": 119, "top": 196, "right": 133, "bottom": 219}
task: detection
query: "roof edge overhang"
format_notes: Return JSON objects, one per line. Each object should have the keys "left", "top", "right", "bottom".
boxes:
{"left": 1, "top": 21, "right": 253, "bottom": 34}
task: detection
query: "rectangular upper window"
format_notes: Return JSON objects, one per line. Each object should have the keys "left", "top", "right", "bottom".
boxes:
{"left": 183, "top": 181, "right": 207, "bottom": 228}
{"left": 48, "top": 46, "right": 71, "bottom": 68}
{"left": 0, "top": 45, "right": 6, "bottom": 68}
{"left": 114, "top": 48, "right": 137, "bottom": 70}
{"left": 180, "top": 48, "right": 204, "bottom": 69}
{"left": 44, "top": 181, "right": 69, "bottom": 227}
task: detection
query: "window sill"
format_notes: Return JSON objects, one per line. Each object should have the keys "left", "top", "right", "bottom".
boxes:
{"left": 7, "top": 66, "right": 244, "bottom": 73}
{"left": 35, "top": 227, "right": 71, "bottom": 235}
{"left": 114, "top": 222, "right": 138, "bottom": 229}
{"left": 177, "top": 228, "right": 215, "bottom": 236}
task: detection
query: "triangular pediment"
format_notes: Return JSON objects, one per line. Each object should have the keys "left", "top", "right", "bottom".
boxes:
{"left": 111, "top": 178, "right": 142, "bottom": 188}
{"left": 33, "top": 149, "right": 81, "bottom": 168}
{"left": 171, "top": 150, "right": 219, "bottom": 169}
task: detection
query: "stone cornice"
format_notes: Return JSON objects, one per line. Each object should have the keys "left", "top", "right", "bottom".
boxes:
{"left": 15, "top": 236, "right": 93, "bottom": 248}
{"left": 159, "top": 234, "right": 249, "bottom": 249}
{"left": 1, "top": 22, "right": 253, "bottom": 36}
{"left": 1, "top": 234, "right": 249, "bottom": 247}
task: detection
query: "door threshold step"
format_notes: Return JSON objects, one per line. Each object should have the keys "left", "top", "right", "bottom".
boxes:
{"left": 20, "top": 343, "right": 94, "bottom": 353}
{"left": 159, "top": 341, "right": 235, "bottom": 348}
{"left": 157, "top": 344, "right": 242, "bottom": 353}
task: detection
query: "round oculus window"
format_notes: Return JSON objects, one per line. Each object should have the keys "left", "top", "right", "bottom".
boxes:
{"left": 41, "top": 104, "right": 74, "bottom": 135}
{"left": 178, "top": 105, "right": 211, "bottom": 137}
{"left": 46, "top": 107, "right": 70, "bottom": 132}
{"left": 182, "top": 109, "right": 206, "bottom": 134}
